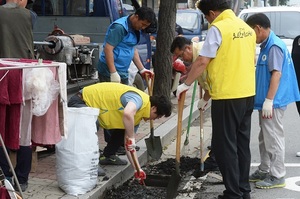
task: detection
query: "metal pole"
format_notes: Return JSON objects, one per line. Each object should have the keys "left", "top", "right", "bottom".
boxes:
{"left": 0, "top": 63, "right": 60, "bottom": 71}
{"left": 33, "top": 41, "right": 54, "bottom": 46}
{"left": 0, "top": 134, "right": 24, "bottom": 199}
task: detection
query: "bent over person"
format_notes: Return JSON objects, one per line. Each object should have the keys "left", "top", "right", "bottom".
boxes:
{"left": 68, "top": 82, "right": 172, "bottom": 181}
{"left": 176, "top": 0, "right": 256, "bottom": 198}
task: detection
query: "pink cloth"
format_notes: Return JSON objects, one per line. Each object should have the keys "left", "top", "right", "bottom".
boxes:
{"left": 31, "top": 67, "right": 62, "bottom": 145}
{"left": 0, "top": 65, "right": 22, "bottom": 149}
{"left": 0, "top": 59, "right": 67, "bottom": 146}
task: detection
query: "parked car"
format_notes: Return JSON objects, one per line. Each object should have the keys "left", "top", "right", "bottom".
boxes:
{"left": 176, "top": 9, "right": 208, "bottom": 41}
{"left": 238, "top": 6, "right": 300, "bottom": 56}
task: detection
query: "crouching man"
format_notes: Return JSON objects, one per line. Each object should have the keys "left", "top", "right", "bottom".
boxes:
{"left": 68, "top": 82, "right": 172, "bottom": 182}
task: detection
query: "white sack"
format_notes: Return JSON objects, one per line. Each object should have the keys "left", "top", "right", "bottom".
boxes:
{"left": 56, "top": 107, "right": 100, "bottom": 196}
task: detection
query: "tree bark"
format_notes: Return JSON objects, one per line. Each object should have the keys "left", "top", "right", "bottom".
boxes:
{"left": 153, "top": 0, "right": 176, "bottom": 98}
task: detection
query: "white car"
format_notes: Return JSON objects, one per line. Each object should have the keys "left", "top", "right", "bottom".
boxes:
{"left": 238, "top": 6, "right": 300, "bottom": 56}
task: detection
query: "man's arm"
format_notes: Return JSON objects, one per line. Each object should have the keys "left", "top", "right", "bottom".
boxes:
{"left": 185, "top": 56, "right": 211, "bottom": 85}
{"left": 123, "top": 100, "right": 145, "bottom": 179}
{"left": 123, "top": 101, "right": 137, "bottom": 139}
{"left": 267, "top": 70, "right": 281, "bottom": 100}
{"left": 262, "top": 45, "right": 283, "bottom": 119}
{"left": 133, "top": 48, "right": 154, "bottom": 78}
{"left": 104, "top": 23, "right": 127, "bottom": 73}
{"left": 104, "top": 43, "right": 117, "bottom": 73}
{"left": 132, "top": 49, "right": 145, "bottom": 71}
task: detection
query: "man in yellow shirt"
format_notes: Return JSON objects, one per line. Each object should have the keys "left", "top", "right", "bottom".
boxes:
{"left": 170, "top": 36, "right": 219, "bottom": 172}
{"left": 68, "top": 82, "right": 172, "bottom": 182}
{"left": 176, "top": 0, "right": 256, "bottom": 198}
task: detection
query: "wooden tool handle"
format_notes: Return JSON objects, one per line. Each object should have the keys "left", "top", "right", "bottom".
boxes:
{"left": 176, "top": 92, "right": 186, "bottom": 162}
{"left": 145, "top": 73, "right": 154, "bottom": 96}
{"left": 145, "top": 74, "right": 154, "bottom": 131}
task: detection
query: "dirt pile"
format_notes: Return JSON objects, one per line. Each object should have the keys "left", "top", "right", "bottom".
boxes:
{"left": 103, "top": 157, "right": 200, "bottom": 199}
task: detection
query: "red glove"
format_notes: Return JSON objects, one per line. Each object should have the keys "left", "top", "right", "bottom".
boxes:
{"left": 125, "top": 138, "right": 136, "bottom": 152}
{"left": 139, "top": 68, "right": 154, "bottom": 79}
{"left": 134, "top": 169, "right": 146, "bottom": 184}
{"left": 173, "top": 59, "right": 186, "bottom": 74}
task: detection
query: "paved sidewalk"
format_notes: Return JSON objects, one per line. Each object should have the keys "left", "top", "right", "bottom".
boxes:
{"left": 21, "top": 85, "right": 204, "bottom": 199}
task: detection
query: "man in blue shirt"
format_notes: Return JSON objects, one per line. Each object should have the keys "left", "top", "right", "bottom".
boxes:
{"left": 98, "top": 7, "right": 156, "bottom": 160}
{"left": 246, "top": 13, "right": 300, "bottom": 189}
{"left": 98, "top": 6, "right": 155, "bottom": 84}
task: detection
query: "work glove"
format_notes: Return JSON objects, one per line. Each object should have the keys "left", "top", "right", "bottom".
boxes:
{"left": 176, "top": 83, "right": 190, "bottom": 100}
{"left": 198, "top": 98, "right": 208, "bottom": 110}
{"left": 134, "top": 168, "right": 146, "bottom": 184}
{"left": 262, "top": 98, "right": 273, "bottom": 119}
{"left": 125, "top": 137, "right": 136, "bottom": 152}
{"left": 173, "top": 59, "right": 186, "bottom": 73}
{"left": 139, "top": 68, "right": 154, "bottom": 79}
{"left": 110, "top": 71, "right": 121, "bottom": 83}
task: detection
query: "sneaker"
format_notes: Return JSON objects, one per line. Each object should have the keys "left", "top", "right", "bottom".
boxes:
{"left": 98, "top": 165, "right": 106, "bottom": 176}
{"left": 14, "top": 181, "right": 28, "bottom": 192}
{"left": 116, "top": 146, "right": 126, "bottom": 155}
{"left": 296, "top": 152, "right": 300, "bottom": 157}
{"left": 116, "top": 146, "right": 140, "bottom": 155}
{"left": 255, "top": 175, "right": 285, "bottom": 189}
{"left": 249, "top": 169, "right": 268, "bottom": 182}
{"left": 99, "top": 155, "right": 127, "bottom": 165}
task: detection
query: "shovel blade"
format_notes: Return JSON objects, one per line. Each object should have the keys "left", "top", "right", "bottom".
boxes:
{"left": 166, "top": 171, "right": 181, "bottom": 199}
{"left": 145, "top": 135, "right": 163, "bottom": 160}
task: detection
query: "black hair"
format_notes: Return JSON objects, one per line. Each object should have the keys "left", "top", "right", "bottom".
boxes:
{"left": 170, "top": 36, "right": 191, "bottom": 53}
{"left": 135, "top": 7, "right": 156, "bottom": 24}
{"left": 197, "top": 0, "right": 232, "bottom": 16}
{"left": 245, "top": 13, "right": 271, "bottom": 29}
{"left": 150, "top": 95, "right": 172, "bottom": 117}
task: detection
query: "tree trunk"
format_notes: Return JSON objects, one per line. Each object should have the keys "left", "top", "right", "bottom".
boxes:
{"left": 153, "top": 0, "right": 176, "bottom": 98}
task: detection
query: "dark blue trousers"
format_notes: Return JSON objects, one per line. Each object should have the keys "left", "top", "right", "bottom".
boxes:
{"left": 211, "top": 96, "right": 254, "bottom": 199}
{"left": 0, "top": 146, "right": 32, "bottom": 184}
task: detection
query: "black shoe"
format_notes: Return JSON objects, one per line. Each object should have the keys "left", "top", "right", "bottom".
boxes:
{"left": 218, "top": 194, "right": 250, "bottom": 199}
{"left": 116, "top": 146, "right": 126, "bottom": 155}
{"left": 116, "top": 145, "right": 140, "bottom": 155}
{"left": 99, "top": 155, "right": 127, "bottom": 165}
{"left": 14, "top": 181, "right": 28, "bottom": 192}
